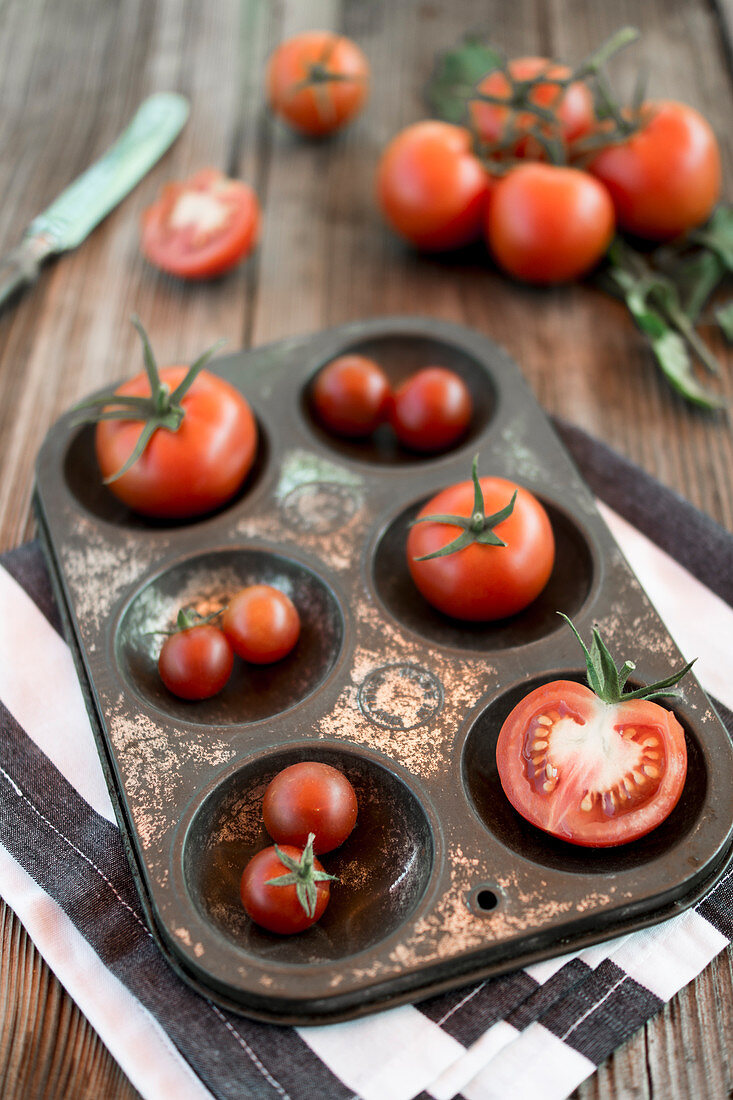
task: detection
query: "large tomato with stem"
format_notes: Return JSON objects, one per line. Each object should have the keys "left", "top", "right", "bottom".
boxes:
{"left": 587, "top": 101, "right": 721, "bottom": 241}
{"left": 141, "top": 169, "right": 260, "bottom": 279}
{"left": 407, "top": 456, "right": 555, "bottom": 621}
{"left": 377, "top": 121, "right": 493, "bottom": 250}
{"left": 496, "top": 615, "right": 692, "bottom": 847}
{"left": 75, "top": 317, "right": 258, "bottom": 519}
{"left": 266, "top": 31, "right": 369, "bottom": 136}
{"left": 470, "top": 56, "right": 594, "bottom": 158}
{"left": 486, "top": 163, "right": 615, "bottom": 284}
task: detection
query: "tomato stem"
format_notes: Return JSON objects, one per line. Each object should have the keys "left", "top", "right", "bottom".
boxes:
{"left": 266, "top": 833, "right": 338, "bottom": 918}
{"left": 411, "top": 455, "right": 517, "bottom": 561}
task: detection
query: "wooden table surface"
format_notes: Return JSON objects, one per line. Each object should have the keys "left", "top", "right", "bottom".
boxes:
{"left": 1, "top": 1, "right": 731, "bottom": 1097}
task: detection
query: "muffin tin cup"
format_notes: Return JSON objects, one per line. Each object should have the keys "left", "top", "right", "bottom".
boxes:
{"left": 34, "top": 316, "right": 733, "bottom": 1024}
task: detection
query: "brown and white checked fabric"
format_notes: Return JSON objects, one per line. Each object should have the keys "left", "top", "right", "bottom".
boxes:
{"left": 0, "top": 423, "right": 731, "bottom": 1100}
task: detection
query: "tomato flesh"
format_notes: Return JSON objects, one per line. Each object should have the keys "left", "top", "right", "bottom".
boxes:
{"left": 496, "top": 681, "right": 687, "bottom": 846}
{"left": 141, "top": 169, "right": 260, "bottom": 279}
{"left": 240, "top": 844, "right": 330, "bottom": 934}
{"left": 263, "top": 762, "right": 358, "bottom": 854}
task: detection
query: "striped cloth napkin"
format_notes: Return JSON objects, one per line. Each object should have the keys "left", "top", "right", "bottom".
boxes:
{"left": 0, "top": 421, "right": 731, "bottom": 1100}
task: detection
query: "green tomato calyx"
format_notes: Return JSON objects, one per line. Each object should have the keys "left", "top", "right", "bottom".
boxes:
{"left": 411, "top": 455, "right": 517, "bottom": 562}
{"left": 266, "top": 833, "right": 338, "bottom": 919}
{"left": 71, "top": 315, "right": 225, "bottom": 484}
{"left": 559, "top": 612, "right": 696, "bottom": 704}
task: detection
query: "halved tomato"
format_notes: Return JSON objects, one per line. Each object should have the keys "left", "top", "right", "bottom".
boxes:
{"left": 141, "top": 168, "right": 260, "bottom": 279}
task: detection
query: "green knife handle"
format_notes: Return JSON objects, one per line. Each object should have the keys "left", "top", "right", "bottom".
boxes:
{"left": 0, "top": 235, "right": 56, "bottom": 310}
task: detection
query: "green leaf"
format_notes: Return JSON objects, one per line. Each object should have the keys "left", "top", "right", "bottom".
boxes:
{"left": 649, "top": 329, "right": 725, "bottom": 410}
{"left": 426, "top": 36, "right": 504, "bottom": 123}
{"left": 666, "top": 250, "right": 725, "bottom": 321}
{"left": 715, "top": 300, "right": 733, "bottom": 342}
{"left": 690, "top": 205, "right": 733, "bottom": 271}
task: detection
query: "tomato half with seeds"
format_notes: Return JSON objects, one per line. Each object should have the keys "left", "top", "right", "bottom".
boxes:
{"left": 496, "top": 618, "right": 691, "bottom": 847}
{"left": 141, "top": 169, "right": 260, "bottom": 279}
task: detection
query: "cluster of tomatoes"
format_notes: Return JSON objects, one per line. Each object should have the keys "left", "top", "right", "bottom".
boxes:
{"left": 240, "top": 762, "right": 358, "bottom": 934}
{"left": 312, "top": 354, "right": 473, "bottom": 453}
{"left": 158, "top": 585, "right": 300, "bottom": 701}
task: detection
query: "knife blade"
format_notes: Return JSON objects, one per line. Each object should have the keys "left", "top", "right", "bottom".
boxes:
{"left": 0, "top": 92, "right": 189, "bottom": 310}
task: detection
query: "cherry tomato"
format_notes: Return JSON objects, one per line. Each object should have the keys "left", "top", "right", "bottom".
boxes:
{"left": 95, "top": 366, "right": 258, "bottom": 520}
{"left": 496, "top": 680, "right": 688, "bottom": 846}
{"left": 470, "top": 57, "right": 594, "bottom": 157}
{"left": 391, "top": 367, "right": 473, "bottom": 453}
{"left": 311, "top": 355, "right": 392, "bottom": 438}
{"left": 240, "top": 843, "right": 331, "bottom": 934}
{"left": 141, "top": 169, "right": 260, "bottom": 279}
{"left": 377, "top": 121, "right": 493, "bottom": 250}
{"left": 266, "top": 31, "right": 369, "bottom": 136}
{"left": 486, "top": 163, "right": 615, "bottom": 284}
{"left": 407, "top": 470, "right": 555, "bottom": 621}
{"left": 221, "top": 585, "right": 300, "bottom": 664}
{"left": 587, "top": 101, "right": 721, "bottom": 241}
{"left": 158, "top": 622, "right": 233, "bottom": 701}
{"left": 263, "top": 762, "right": 358, "bottom": 853}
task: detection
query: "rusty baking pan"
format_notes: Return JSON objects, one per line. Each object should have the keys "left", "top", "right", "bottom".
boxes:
{"left": 34, "top": 317, "right": 733, "bottom": 1024}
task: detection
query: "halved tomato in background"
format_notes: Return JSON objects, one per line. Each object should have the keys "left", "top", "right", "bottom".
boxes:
{"left": 141, "top": 168, "right": 260, "bottom": 279}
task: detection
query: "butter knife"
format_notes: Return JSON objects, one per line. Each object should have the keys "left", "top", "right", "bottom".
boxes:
{"left": 0, "top": 92, "right": 189, "bottom": 310}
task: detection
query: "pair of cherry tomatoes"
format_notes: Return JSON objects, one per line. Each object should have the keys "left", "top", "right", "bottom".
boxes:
{"left": 407, "top": 458, "right": 555, "bottom": 621}
{"left": 312, "top": 355, "right": 473, "bottom": 454}
{"left": 497, "top": 617, "right": 691, "bottom": 848}
{"left": 240, "top": 762, "right": 358, "bottom": 934}
{"left": 377, "top": 56, "right": 721, "bottom": 283}
{"left": 158, "top": 585, "right": 300, "bottom": 701}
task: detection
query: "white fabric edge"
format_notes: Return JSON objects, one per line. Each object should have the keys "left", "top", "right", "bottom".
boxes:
{"left": 0, "top": 841, "right": 213, "bottom": 1100}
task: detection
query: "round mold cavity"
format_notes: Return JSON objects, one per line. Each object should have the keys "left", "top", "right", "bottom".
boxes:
{"left": 462, "top": 674, "right": 708, "bottom": 874}
{"left": 115, "top": 548, "right": 343, "bottom": 724}
{"left": 301, "top": 332, "right": 496, "bottom": 465}
{"left": 372, "top": 496, "right": 594, "bottom": 651}
{"left": 63, "top": 421, "right": 268, "bottom": 529}
{"left": 181, "top": 745, "right": 435, "bottom": 962}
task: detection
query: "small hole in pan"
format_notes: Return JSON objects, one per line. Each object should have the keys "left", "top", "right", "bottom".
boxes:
{"left": 63, "top": 422, "right": 268, "bottom": 529}
{"left": 462, "top": 674, "right": 707, "bottom": 873}
{"left": 182, "top": 746, "right": 434, "bottom": 962}
{"left": 115, "top": 548, "right": 343, "bottom": 724}
{"left": 302, "top": 333, "right": 496, "bottom": 464}
{"left": 372, "top": 498, "right": 594, "bottom": 651}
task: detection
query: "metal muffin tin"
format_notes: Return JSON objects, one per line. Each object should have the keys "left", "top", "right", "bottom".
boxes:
{"left": 34, "top": 317, "right": 733, "bottom": 1025}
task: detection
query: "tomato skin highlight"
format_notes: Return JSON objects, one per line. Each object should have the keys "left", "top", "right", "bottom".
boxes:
{"left": 158, "top": 625, "right": 234, "bottom": 701}
{"left": 496, "top": 680, "right": 688, "bottom": 847}
{"left": 407, "top": 476, "right": 555, "bottom": 621}
{"left": 266, "top": 31, "right": 369, "bottom": 136}
{"left": 263, "top": 762, "right": 358, "bottom": 854}
{"left": 95, "top": 366, "right": 258, "bottom": 519}
{"left": 471, "top": 57, "right": 594, "bottom": 157}
{"left": 391, "top": 367, "right": 473, "bottom": 453}
{"left": 587, "top": 101, "right": 721, "bottom": 241}
{"left": 221, "top": 585, "right": 301, "bottom": 664}
{"left": 377, "top": 121, "right": 493, "bottom": 250}
{"left": 141, "top": 169, "right": 260, "bottom": 279}
{"left": 311, "top": 355, "right": 392, "bottom": 438}
{"left": 487, "top": 163, "right": 615, "bottom": 284}
{"left": 240, "top": 844, "right": 330, "bottom": 934}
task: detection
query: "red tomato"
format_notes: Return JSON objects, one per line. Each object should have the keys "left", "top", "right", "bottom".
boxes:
{"left": 266, "top": 31, "right": 369, "bottom": 136}
{"left": 240, "top": 843, "right": 331, "bottom": 934}
{"left": 486, "top": 163, "right": 615, "bottom": 284}
{"left": 95, "top": 366, "right": 257, "bottom": 519}
{"left": 158, "top": 623, "right": 234, "bottom": 701}
{"left": 263, "top": 762, "right": 358, "bottom": 853}
{"left": 377, "top": 121, "right": 493, "bottom": 250}
{"left": 391, "top": 367, "right": 473, "bottom": 453}
{"left": 221, "top": 585, "right": 300, "bottom": 664}
{"left": 141, "top": 169, "right": 260, "bottom": 279}
{"left": 496, "top": 680, "right": 688, "bottom": 846}
{"left": 407, "top": 473, "right": 555, "bottom": 621}
{"left": 471, "top": 57, "right": 594, "bottom": 157}
{"left": 587, "top": 101, "right": 721, "bottom": 240}
{"left": 311, "top": 355, "right": 392, "bottom": 438}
